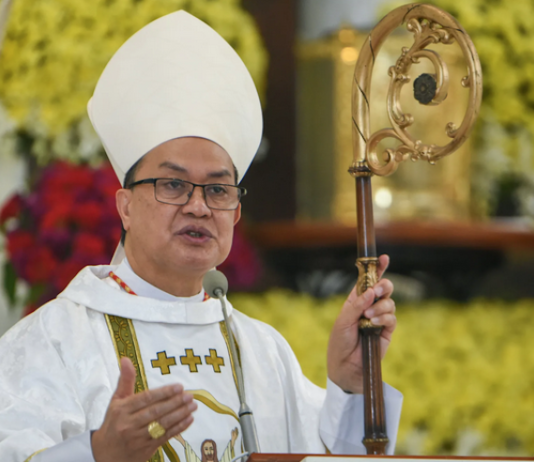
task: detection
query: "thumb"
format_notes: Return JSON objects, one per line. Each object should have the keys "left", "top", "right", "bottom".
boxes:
{"left": 113, "top": 357, "right": 136, "bottom": 399}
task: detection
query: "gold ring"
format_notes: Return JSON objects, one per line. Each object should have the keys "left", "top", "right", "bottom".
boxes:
{"left": 148, "top": 421, "right": 166, "bottom": 440}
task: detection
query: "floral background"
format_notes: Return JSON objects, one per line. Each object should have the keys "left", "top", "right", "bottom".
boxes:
{"left": 234, "top": 292, "right": 534, "bottom": 456}
{"left": 0, "top": 0, "right": 268, "bottom": 165}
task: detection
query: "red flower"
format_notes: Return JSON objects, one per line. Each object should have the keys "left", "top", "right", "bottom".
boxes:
{"left": 71, "top": 201, "right": 103, "bottom": 230}
{"left": 0, "top": 194, "right": 23, "bottom": 225}
{"left": 25, "top": 247, "right": 58, "bottom": 284}
{"left": 6, "top": 230, "right": 35, "bottom": 258}
{"left": 40, "top": 201, "right": 74, "bottom": 231}
{"left": 53, "top": 258, "right": 86, "bottom": 291}
{"left": 1, "top": 161, "right": 128, "bottom": 316}
{"left": 72, "top": 232, "right": 106, "bottom": 257}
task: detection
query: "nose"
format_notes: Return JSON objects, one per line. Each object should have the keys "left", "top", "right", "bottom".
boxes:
{"left": 182, "top": 185, "right": 211, "bottom": 216}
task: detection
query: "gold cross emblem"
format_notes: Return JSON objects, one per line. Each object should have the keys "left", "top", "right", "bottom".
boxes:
{"left": 205, "top": 349, "right": 225, "bottom": 373}
{"left": 151, "top": 351, "right": 177, "bottom": 375}
{"left": 180, "top": 349, "right": 202, "bottom": 373}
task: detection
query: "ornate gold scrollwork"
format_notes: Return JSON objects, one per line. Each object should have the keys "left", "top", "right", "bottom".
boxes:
{"left": 355, "top": 257, "right": 379, "bottom": 296}
{"left": 352, "top": 4, "right": 482, "bottom": 177}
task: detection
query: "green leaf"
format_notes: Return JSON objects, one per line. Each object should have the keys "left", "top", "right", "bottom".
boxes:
{"left": 2, "top": 261, "right": 17, "bottom": 308}
{"left": 27, "top": 284, "right": 45, "bottom": 306}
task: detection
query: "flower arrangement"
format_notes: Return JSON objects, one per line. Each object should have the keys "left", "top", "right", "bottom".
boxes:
{"left": 0, "top": 162, "right": 122, "bottom": 314}
{"left": 233, "top": 291, "right": 534, "bottom": 455}
{"left": 0, "top": 0, "right": 268, "bottom": 165}
{"left": 425, "top": 0, "right": 534, "bottom": 217}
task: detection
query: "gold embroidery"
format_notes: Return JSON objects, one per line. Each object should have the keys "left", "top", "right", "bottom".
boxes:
{"left": 151, "top": 351, "right": 177, "bottom": 375}
{"left": 219, "top": 322, "right": 241, "bottom": 392}
{"left": 180, "top": 348, "right": 202, "bottom": 372}
{"left": 105, "top": 314, "right": 164, "bottom": 462}
{"left": 163, "top": 441, "right": 181, "bottom": 462}
{"left": 24, "top": 448, "right": 47, "bottom": 462}
{"left": 182, "top": 389, "right": 239, "bottom": 422}
{"left": 105, "top": 315, "right": 149, "bottom": 393}
{"left": 205, "top": 349, "right": 224, "bottom": 373}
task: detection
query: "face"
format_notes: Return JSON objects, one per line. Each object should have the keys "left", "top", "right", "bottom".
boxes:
{"left": 116, "top": 137, "right": 241, "bottom": 278}
{"left": 203, "top": 442, "right": 214, "bottom": 460}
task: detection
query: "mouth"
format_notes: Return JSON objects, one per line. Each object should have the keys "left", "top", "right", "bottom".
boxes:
{"left": 177, "top": 225, "right": 213, "bottom": 243}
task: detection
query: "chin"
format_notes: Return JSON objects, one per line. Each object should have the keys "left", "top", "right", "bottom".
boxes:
{"left": 173, "top": 251, "right": 220, "bottom": 274}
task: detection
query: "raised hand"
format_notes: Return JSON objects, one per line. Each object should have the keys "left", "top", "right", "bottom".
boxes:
{"left": 92, "top": 357, "right": 197, "bottom": 462}
{"left": 327, "top": 254, "right": 396, "bottom": 394}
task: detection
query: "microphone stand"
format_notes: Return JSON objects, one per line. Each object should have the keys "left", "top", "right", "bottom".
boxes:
{"left": 214, "top": 288, "right": 261, "bottom": 457}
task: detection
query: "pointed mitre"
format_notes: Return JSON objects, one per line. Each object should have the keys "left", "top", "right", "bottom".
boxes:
{"left": 88, "top": 10, "right": 263, "bottom": 185}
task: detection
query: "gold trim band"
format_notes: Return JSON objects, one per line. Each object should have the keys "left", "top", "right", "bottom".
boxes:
{"left": 219, "top": 321, "right": 241, "bottom": 394}
{"left": 24, "top": 448, "right": 47, "bottom": 462}
{"left": 105, "top": 314, "right": 165, "bottom": 462}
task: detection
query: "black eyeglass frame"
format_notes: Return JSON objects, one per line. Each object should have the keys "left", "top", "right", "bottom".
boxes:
{"left": 126, "top": 177, "right": 247, "bottom": 211}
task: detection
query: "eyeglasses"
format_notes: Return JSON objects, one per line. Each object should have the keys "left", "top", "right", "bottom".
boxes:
{"left": 127, "top": 178, "right": 247, "bottom": 211}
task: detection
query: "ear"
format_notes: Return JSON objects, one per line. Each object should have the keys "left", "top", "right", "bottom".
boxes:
{"left": 116, "top": 188, "right": 133, "bottom": 232}
{"left": 233, "top": 203, "right": 241, "bottom": 226}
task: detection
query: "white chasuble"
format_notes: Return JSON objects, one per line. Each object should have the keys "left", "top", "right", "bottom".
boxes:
{"left": 0, "top": 265, "right": 403, "bottom": 462}
{"left": 106, "top": 314, "right": 247, "bottom": 462}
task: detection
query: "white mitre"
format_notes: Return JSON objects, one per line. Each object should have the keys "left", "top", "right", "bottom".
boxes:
{"left": 87, "top": 10, "right": 263, "bottom": 264}
{"left": 88, "top": 10, "right": 263, "bottom": 186}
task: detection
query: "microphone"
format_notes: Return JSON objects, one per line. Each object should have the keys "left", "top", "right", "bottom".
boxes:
{"left": 202, "top": 271, "right": 261, "bottom": 456}
{"left": 203, "top": 270, "right": 229, "bottom": 299}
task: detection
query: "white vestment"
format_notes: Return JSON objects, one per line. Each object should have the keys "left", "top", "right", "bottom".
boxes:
{"left": 0, "top": 262, "right": 402, "bottom": 462}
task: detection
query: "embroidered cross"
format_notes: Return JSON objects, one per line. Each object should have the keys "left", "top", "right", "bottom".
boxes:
{"left": 180, "top": 349, "right": 202, "bottom": 373}
{"left": 151, "top": 351, "right": 177, "bottom": 375}
{"left": 205, "top": 349, "right": 225, "bottom": 373}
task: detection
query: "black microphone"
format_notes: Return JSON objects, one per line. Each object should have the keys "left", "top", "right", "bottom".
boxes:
{"left": 203, "top": 271, "right": 261, "bottom": 456}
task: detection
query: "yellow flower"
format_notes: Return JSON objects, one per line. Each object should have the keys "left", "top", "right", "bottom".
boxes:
{"left": 0, "top": 0, "right": 268, "bottom": 164}
{"left": 232, "top": 292, "right": 534, "bottom": 455}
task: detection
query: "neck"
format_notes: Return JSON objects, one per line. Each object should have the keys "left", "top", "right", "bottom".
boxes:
{"left": 124, "top": 247, "right": 205, "bottom": 297}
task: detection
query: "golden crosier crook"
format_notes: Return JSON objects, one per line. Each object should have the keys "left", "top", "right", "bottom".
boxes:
{"left": 351, "top": 3, "right": 483, "bottom": 176}
{"left": 349, "top": 3, "right": 482, "bottom": 455}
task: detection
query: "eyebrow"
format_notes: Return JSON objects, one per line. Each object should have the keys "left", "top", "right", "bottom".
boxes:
{"left": 158, "top": 161, "right": 232, "bottom": 180}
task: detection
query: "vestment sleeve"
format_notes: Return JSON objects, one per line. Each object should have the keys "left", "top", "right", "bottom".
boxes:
{"left": 255, "top": 320, "right": 402, "bottom": 454}
{"left": 32, "top": 431, "right": 95, "bottom": 462}
{"left": 0, "top": 305, "right": 98, "bottom": 462}
{"left": 319, "top": 378, "right": 403, "bottom": 454}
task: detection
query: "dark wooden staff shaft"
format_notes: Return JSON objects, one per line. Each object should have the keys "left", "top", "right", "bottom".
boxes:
{"left": 355, "top": 173, "right": 388, "bottom": 455}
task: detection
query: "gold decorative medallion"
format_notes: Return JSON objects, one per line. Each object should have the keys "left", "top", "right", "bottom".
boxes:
{"left": 148, "top": 421, "right": 167, "bottom": 440}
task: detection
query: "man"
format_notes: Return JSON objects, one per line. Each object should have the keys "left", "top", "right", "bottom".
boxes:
{"left": 0, "top": 11, "right": 402, "bottom": 462}
{"left": 175, "top": 431, "right": 239, "bottom": 462}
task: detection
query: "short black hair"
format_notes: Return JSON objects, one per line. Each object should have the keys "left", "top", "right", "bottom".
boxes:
{"left": 119, "top": 159, "right": 239, "bottom": 246}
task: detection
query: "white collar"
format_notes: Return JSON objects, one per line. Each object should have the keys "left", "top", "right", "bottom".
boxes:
{"left": 114, "top": 258, "right": 205, "bottom": 303}
{"left": 58, "top": 265, "right": 230, "bottom": 324}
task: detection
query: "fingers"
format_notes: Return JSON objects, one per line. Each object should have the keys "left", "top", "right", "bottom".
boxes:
{"left": 114, "top": 357, "right": 137, "bottom": 399}
{"left": 126, "top": 383, "right": 184, "bottom": 414}
{"left": 363, "top": 297, "right": 396, "bottom": 327}
{"left": 342, "top": 286, "right": 375, "bottom": 320}
{"left": 162, "top": 415, "right": 195, "bottom": 443}
{"left": 157, "top": 400, "right": 197, "bottom": 437}
{"left": 373, "top": 278, "right": 394, "bottom": 299}
{"left": 133, "top": 390, "right": 196, "bottom": 428}
{"left": 377, "top": 254, "right": 390, "bottom": 279}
